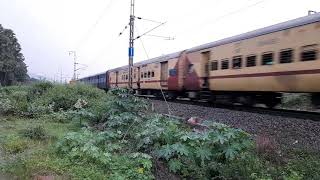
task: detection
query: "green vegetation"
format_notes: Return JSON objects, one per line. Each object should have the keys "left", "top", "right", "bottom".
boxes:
{"left": 0, "top": 83, "right": 319, "bottom": 179}
{"left": 279, "top": 93, "right": 315, "bottom": 111}
{"left": 0, "top": 25, "right": 28, "bottom": 86}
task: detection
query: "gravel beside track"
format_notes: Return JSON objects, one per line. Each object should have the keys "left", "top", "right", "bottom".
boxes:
{"left": 148, "top": 99, "right": 320, "bottom": 152}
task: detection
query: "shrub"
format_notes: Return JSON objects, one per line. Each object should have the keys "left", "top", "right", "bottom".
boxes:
{"left": 26, "top": 103, "right": 53, "bottom": 117}
{"left": 91, "top": 88, "right": 147, "bottom": 126}
{"left": 56, "top": 129, "right": 154, "bottom": 179}
{"left": 0, "top": 89, "right": 29, "bottom": 115}
{"left": 3, "top": 135, "right": 28, "bottom": 154}
{"left": 20, "top": 125, "right": 48, "bottom": 140}
{"left": 0, "top": 95, "right": 14, "bottom": 114}
{"left": 0, "top": 85, "right": 30, "bottom": 115}
{"left": 280, "top": 93, "right": 312, "bottom": 110}
{"left": 36, "top": 84, "right": 106, "bottom": 112}
{"left": 134, "top": 115, "right": 253, "bottom": 179}
{"left": 255, "top": 134, "right": 283, "bottom": 164}
{"left": 28, "top": 81, "right": 54, "bottom": 97}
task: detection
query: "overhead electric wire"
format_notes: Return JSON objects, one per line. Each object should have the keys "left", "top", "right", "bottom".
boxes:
{"left": 134, "top": 22, "right": 167, "bottom": 40}
{"left": 134, "top": 26, "right": 172, "bottom": 115}
{"left": 80, "top": 0, "right": 266, "bottom": 79}
{"left": 75, "top": 0, "right": 115, "bottom": 51}
{"left": 175, "top": 0, "right": 266, "bottom": 36}
{"left": 135, "top": 25, "right": 150, "bottom": 59}
{"left": 135, "top": 17, "right": 163, "bottom": 24}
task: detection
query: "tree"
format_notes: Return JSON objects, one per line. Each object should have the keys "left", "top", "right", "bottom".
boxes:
{"left": 0, "top": 24, "right": 28, "bottom": 86}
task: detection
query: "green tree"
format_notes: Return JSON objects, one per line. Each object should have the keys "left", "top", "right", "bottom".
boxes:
{"left": 0, "top": 24, "right": 28, "bottom": 86}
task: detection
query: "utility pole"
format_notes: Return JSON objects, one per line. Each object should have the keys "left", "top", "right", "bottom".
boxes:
{"left": 69, "top": 51, "right": 78, "bottom": 81}
{"left": 128, "top": 0, "right": 135, "bottom": 89}
{"left": 119, "top": 0, "right": 173, "bottom": 88}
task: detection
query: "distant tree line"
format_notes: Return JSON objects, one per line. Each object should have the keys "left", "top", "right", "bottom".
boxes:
{"left": 0, "top": 24, "right": 28, "bottom": 86}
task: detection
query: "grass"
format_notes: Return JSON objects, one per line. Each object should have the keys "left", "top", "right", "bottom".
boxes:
{"left": 0, "top": 116, "right": 319, "bottom": 180}
{"left": 0, "top": 115, "right": 80, "bottom": 179}
{"left": 0, "top": 84, "right": 319, "bottom": 180}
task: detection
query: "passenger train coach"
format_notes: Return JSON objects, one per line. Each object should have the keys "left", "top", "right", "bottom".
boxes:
{"left": 79, "top": 13, "right": 320, "bottom": 108}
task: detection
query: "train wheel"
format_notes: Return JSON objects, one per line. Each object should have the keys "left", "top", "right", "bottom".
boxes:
{"left": 237, "top": 96, "right": 255, "bottom": 107}
{"left": 265, "top": 101, "right": 278, "bottom": 108}
{"left": 261, "top": 93, "right": 281, "bottom": 108}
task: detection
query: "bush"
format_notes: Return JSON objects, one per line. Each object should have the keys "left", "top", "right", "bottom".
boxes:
{"left": 20, "top": 125, "right": 48, "bottom": 140}
{"left": 28, "top": 81, "right": 54, "bottom": 97}
{"left": 0, "top": 89, "right": 29, "bottom": 115}
{"left": 90, "top": 88, "right": 147, "bottom": 125}
{"left": 56, "top": 129, "right": 154, "bottom": 179}
{"left": 11, "top": 90, "right": 29, "bottom": 112}
{"left": 0, "top": 85, "right": 31, "bottom": 115}
{"left": 26, "top": 103, "right": 53, "bottom": 117}
{"left": 0, "top": 95, "right": 14, "bottom": 114}
{"left": 36, "top": 84, "right": 106, "bottom": 112}
{"left": 134, "top": 115, "right": 253, "bottom": 179}
{"left": 3, "top": 135, "right": 28, "bottom": 154}
{"left": 280, "top": 93, "right": 312, "bottom": 110}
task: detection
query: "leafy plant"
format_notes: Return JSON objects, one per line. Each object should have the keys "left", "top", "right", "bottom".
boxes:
{"left": 3, "top": 135, "right": 28, "bottom": 154}
{"left": 28, "top": 81, "right": 54, "bottom": 97}
{"left": 135, "top": 114, "right": 253, "bottom": 179}
{"left": 56, "top": 129, "right": 154, "bottom": 179}
{"left": 35, "top": 84, "right": 106, "bottom": 112}
{"left": 0, "top": 94, "right": 13, "bottom": 114}
{"left": 20, "top": 125, "right": 48, "bottom": 140}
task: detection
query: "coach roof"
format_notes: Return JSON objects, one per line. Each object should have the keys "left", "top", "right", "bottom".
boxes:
{"left": 187, "top": 13, "right": 320, "bottom": 53}
{"left": 108, "top": 51, "right": 183, "bottom": 72}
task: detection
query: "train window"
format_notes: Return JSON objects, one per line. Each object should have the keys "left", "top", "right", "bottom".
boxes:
{"left": 148, "top": 71, "right": 151, "bottom": 78}
{"left": 188, "top": 64, "right": 194, "bottom": 73}
{"left": 151, "top": 71, "right": 155, "bottom": 77}
{"left": 262, "top": 53, "right": 273, "bottom": 65}
{"left": 169, "top": 69, "right": 177, "bottom": 76}
{"left": 301, "top": 50, "right": 317, "bottom": 61}
{"left": 221, "top": 59, "right": 229, "bottom": 70}
{"left": 126, "top": 75, "right": 128, "bottom": 80}
{"left": 246, "top": 55, "right": 256, "bottom": 67}
{"left": 232, "top": 56, "right": 242, "bottom": 69}
{"left": 144, "top": 72, "right": 147, "bottom": 78}
{"left": 141, "top": 73, "right": 143, "bottom": 79}
{"left": 280, "top": 49, "right": 293, "bottom": 63}
{"left": 210, "top": 61, "right": 218, "bottom": 71}
{"left": 301, "top": 45, "right": 317, "bottom": 61}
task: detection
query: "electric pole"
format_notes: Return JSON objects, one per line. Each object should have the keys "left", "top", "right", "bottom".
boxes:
{"left": 69, "top": 51, "right": 78, "bottom": 81}
{"left": 128, "top": 0, "right": 135, "bottom": 88}
{"left": 119, "top": 0, "right": 173, "bottom": 88}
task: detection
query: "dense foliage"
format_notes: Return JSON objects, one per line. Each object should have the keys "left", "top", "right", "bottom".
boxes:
{"left": 0, "top": 24, "right": 28, "bottom": 86}
{"left": 0, "top": 84, "right": 319, "bottom": 179}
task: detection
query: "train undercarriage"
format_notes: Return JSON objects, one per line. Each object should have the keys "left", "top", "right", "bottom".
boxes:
{"left": 136, "top": 89, "right": 283, "bottom": 108}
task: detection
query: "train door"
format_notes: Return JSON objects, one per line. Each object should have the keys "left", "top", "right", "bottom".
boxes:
{"left": 115, "top": 71, "right": 119, "bottom": 87}
{"left": 137, "top": 67, "right": 141, "bottom": 89}
{"left": 106, "top": 72, "right": 109, "bottom": 89}
{"left": 201, "top": 51, "right": 210, "bottom": 88}
{"left": 160, "top": 61, "right": 168, "bottom": 87}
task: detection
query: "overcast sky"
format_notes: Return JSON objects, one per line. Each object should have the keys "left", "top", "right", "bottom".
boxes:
{"left": 0, "top": 0, "right": 319, "bottom": 81}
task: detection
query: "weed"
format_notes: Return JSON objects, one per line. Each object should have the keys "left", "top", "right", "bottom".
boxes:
{"left": 255, "top": 134, "right": 284, "bottom": 164}
{"left": 3, "top": 135, "right": 28, "bottom": 154}
{"left": 19, "top": 125, "right": 48, "bottom": 140}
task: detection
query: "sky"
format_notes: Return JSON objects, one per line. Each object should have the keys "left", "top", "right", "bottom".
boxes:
{"left": 0, "top": 0, "right": 319, "bottom": 81}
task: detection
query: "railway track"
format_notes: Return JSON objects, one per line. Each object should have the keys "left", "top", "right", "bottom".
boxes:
{"left": 138, "top": 95, "right": 320, "bottom": 121}
{"left": 146, "top": 97, "right": 320, "bottom": 152}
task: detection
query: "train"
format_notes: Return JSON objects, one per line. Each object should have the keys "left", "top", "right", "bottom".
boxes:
{"left": 78, "top": 13, "right": 320, "bottom": 108}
